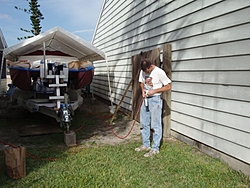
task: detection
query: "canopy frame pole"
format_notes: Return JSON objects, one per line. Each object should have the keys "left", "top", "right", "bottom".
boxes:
{"left": 43, "top": 42, "right": 47, "bottom": 79}
{"left": 105, "top": 53, "right": 113, "bottom": 107}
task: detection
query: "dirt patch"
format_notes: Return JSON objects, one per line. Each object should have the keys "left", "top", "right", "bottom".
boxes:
{"left": 76, "top": 97, "right": 141, "bottom": 147}
{"left": 0, "top": 96, "right": 141, "bottom": 149}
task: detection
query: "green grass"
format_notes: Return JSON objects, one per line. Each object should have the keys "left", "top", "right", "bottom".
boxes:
{"left": 0, "top": 140, "right": 249, "bottom": 188}
{"left": 0, "top": 104, "right": 249, "bottom": 187}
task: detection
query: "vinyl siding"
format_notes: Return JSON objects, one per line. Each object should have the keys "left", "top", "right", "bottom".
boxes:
{"left": 92, "top": 0, "right": 250, "bottom": 171}
{"left": 0, "top": 29, "right": 8, "bottom": 94}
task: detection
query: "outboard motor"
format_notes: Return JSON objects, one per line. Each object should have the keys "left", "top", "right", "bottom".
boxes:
{"left": 59, "top": 103, "right": 72, "bottom": 133}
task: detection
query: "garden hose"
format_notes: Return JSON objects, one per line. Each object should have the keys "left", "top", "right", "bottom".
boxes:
{"left": 0, "top": 98, "right": 144, "bottom": 161}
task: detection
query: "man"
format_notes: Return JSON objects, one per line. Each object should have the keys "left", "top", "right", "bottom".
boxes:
{"left": 135, "top": 59, "right": 171, "bottom": 157}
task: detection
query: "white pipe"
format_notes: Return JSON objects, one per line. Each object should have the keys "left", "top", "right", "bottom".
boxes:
{"left": 105, "top": 53, "right": 113, "bottom": 107}
{"left": 43, "top": 42, "right": 47, "bottom": 78}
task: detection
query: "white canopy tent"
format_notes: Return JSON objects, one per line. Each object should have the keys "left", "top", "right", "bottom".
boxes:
{"left": 3, "top": 26, "right": 105, "bottom": 62}
{"left": 1, "top": 26, "right": 114, "bottom": 108}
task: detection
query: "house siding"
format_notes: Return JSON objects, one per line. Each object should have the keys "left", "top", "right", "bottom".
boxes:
{"left": 0, "top": 29, "right": 7, "bottom": 94}
{"left": 92, "top": 0, "right": 250, "bottom": 174}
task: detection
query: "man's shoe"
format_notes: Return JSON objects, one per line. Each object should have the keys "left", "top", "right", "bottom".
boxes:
{"left": 143, "top": 149, "right": 159, "bottom": 157}
{"left": 135, "top": 145, "right": 151, "bottom": 152}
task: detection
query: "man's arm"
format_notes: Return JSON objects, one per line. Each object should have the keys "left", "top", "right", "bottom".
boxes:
{"left": 140, "top": 82, "right": 147, "bottom": 98}
{"left": 147, "top": 83, "right": 171, "bottom": 96}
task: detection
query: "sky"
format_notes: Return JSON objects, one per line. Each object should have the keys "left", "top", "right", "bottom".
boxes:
{"left": 0, "top": 0, "right": 104, "bottom": 47}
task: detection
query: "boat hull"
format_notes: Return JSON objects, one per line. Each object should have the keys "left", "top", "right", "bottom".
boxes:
{"left": 9, "top": 67, "right": 94, "bottom": 91}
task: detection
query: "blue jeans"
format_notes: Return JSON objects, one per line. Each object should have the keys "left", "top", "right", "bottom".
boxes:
{"left": 140, "top": 95, "right": 162, "bottom": 151}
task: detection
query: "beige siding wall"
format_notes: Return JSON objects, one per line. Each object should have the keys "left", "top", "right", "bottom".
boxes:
{"left": 0, "top": 79, "right": 7, "bottom": 94}
{"left": 0, "top": 28, "right": 8, "bottom": 95}
{"left": 92, "top": 0, "right": 250, "bottom": 173}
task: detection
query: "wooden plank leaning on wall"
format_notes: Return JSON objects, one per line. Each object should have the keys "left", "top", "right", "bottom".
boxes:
{"left": 131, "top": 48, "right": 160, "bottom": 121}
{"left": 131, "top": 45, "right": 172, "bottom": 138}
{"left": 162, "top": 44, "right": 172, "bottom": 138}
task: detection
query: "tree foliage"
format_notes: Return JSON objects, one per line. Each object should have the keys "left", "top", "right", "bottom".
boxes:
{"left": 15, "top": 0, "right": 44, "bottom": 40}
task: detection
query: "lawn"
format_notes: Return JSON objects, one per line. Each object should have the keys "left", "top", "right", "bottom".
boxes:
{"left": 0, "top": 98, "right": 249, "bottom": 187}
{"left": 0, "top": 138, "right": 249, "bottom": 187}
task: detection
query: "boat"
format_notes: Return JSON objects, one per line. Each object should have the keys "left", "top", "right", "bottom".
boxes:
{"left": 2, "top": 26, "right": 106, "bottom": 132}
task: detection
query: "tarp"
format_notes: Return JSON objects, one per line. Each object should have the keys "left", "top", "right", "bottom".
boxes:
{"left": 3, "top": 26, "right": 105, "bottom": 62}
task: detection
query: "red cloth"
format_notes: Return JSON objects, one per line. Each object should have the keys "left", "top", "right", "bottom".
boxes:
{"left": 10, "top": 68, "right": 32, "bottom": 91}
{"left": 69, "top": 69, "right": 94, "bottom": 89}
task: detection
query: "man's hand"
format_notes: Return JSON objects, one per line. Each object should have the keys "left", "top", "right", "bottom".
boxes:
{"left": 147, "top": 90, "right": 155, "bottom": 96}
{"left": 142, "top": 90, "right": 147, "bottom": 98}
